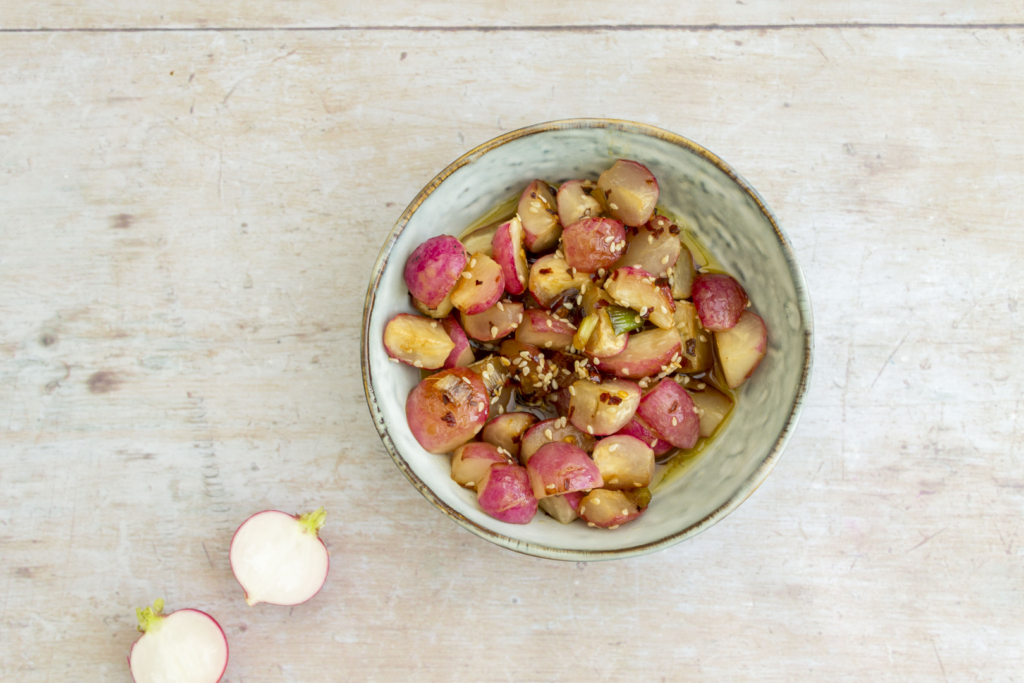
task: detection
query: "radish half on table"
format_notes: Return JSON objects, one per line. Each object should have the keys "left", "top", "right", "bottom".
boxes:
{"left": 229, "top": 507, "right": 330, "bottom": 607}
{"left": 128, "top": 599, "right": 228, "bottom": 683}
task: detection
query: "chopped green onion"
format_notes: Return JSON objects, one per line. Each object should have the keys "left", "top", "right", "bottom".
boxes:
{"left": 573, "top": 314, "right": 599, "bottom": 350}
{"left": 606, "top": 306, "right": 645, "bottom": 335}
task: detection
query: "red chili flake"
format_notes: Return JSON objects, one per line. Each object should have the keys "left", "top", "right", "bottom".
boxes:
{"left": 668, "top": 401, "right": 679, "bottom": 413}
{"left": 608, "top": 396, "right": 623, "bottom": 406}
{"left": 442, "top": 411, "right": 457, "bottom": 426}
{"left": 539, "top": 268, "right": 552, "bottom": 275}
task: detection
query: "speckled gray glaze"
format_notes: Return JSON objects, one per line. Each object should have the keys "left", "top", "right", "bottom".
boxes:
{"left": 362, "top": 119, "right": 812, "bottom": 561}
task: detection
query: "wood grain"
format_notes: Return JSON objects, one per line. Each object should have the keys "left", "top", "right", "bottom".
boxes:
{"left": 1, "top": 21, "right": 1022, "bottom": 683}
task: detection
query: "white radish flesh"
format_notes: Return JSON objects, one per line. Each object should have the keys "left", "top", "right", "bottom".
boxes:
{"left": 673, "top": 301, "right": 714, "bottom": 373}
{"left": 715, "top": 310, "right": 768, "bottom": 388}
{"left": 450, "top": 252, "right": 505, "bottom": 315}
{"left": 591, "top": 435, "right": 655, "bottom": 489}
{"left": 604, "top": 266, "right": 675, "bottom": 330}
{"left": 597, "top": 160, "right": 659, "bottom": 227}
{"left": 519, "top": 180, "right": 561, "bottom": 252}
{"left": 128, "top": 600, "right": 228, "bottom": 683}
{"left": 568, "top": 378, "right": 641, "bottom": 436}
{"left": 229, "top": 508, "right": 330, "bottom": 607}
{"left": 383, "top": 313, "right": 456, "bottom": 369}
{"left": 556, "top": 179, "right": 604, "bottom": 226}
{"left": 528, "top": 253, "right": 591, "bottom": 309}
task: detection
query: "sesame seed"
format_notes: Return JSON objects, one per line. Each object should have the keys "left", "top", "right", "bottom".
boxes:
{"left": 389, "top": 358, "right": 400, "bottom": 363}
{"left": 699, "top": 335, "right": 707, "bottom": 342}
{"left": 522, "top": 366, "right": 530, "bottom": 376}
{"left": 490, "top": 325, "right": 499, "bottom": 337}
{"left": 500, "top": 357, "right": 511, "bottom": 366}
{"left": 692, "top": 406, "right": 699, "bottom": 414}
{"left": 681, "top": 376, "right": 689, "bottom": 383}
{"left": 552, "top": 380, "right": 559, "bottom": 390}
{"left": 545, "top": 429, "right": 553, "bottom": 440}
{"left": 697, "top": 382, "right": 706, "bottom": 389}
{"left": 546, "top": 319, "right": 553, "bottom": 328}
{"left": 633, "top": 263, "right": 642, "bottom": 269}
{"left": 477, "top": 402, "right": 486, "bottom": 412}
{"left": 569, "top": 385, "right": 576, "bottom": 396}
{"left": 672, "top": 417, "right": 678, "bottom": 426}
{"left": 544, "top": 341, "right": 552, "bottom": 348}
{"left": 648, "top": 234, "right": 654, "bottom": 244}
{"left": 592, "top": 498, "right": 601, "bottom": 505}
{"left": 579, "top": 506, "right": 586, "bottom": 514}
{"left": 462, "top": 271, "right": 472, "bottom": 279}
{"left": 746, "top": 300, "right": 752, "bottom": 308}
{"left": 547, "top": 483, "right": 556, "bottom": 489}
{"left": 588, "top": 522, "right": 596, "bottom": 527}
{"left": 651, "top": 439, "right": 658, "bottom": 447}
{"left": 661, "top": 306, "right": 668, "bottom": 314}
{"left": 466, "top": 481, "right": 475, "bottom": 487}
{"left": 661, "top": 254, "right": 670, "bottom": 264}
{"left": 413, "top": 360, "right": 423, "bottom": 368}
{"left": 530, "top": 207, "right": 539, "bottom": 213}
{"left": 610, "top": 478, "right": 618, "bottom": 484}
{"left": 462, "top": 376, "right": 472, "bottom": 384}
{"left": 640, "top": 307, "right": 648, "bottom": 315}
{"left": 609, "top": 444, "right": 619, "bottom": 452}
{"left": 634, "top": 482, "right": 641, "bottom": 487}
{"left": 564, "top": 302, "right": 574, "bottom": 310}
{"left": 634, "top": 316, "right": 642, "bottom": 324}
{"left": 531, "top": 200, "right": 541, "bottom": 208}
{"left": 518, "top": 313, "right": 524, "bottom": 322}
{"left": 581, "top": 283, "right": 588, "bottom": 294}
{"left": 593, "top": 357, "right": 600, "bottom": 365}
{"left": 609, "top": 203, "right": 619, "bottom": 210}
{"left": 490, "top": 395, "right": 499, "bottom": 404}
{"left": 623, "top": 367, "right": 630, "bottom": 374}
{"left": 498, "top": 406, "right": 505, "bottom": 414}
{"left": 609, "top": 525, "right": 619, "bottom": 529}
{"left": 520, "top": 351, "right": 530, "bottom": 358}
{"left": 598, "top": 268, "right": 606, "bottom": 277}
{"left": 587, "top": 425, "right": 594, "bottom": 434}
{"left": 621, "top": 509, "right": 628, "bottom": 515}
{"left": 430, "top": 321, "right": 438, "bottom": 328}
{"left": 496, "top": 301, "right": 504, "bottom": 311}
{"left": 470, "top": 258, "right": 477, "bottom": 268}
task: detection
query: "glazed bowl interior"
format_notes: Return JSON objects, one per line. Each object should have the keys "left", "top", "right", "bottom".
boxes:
{"left": 363, "top": 120, "right": 811, "bottom": 561}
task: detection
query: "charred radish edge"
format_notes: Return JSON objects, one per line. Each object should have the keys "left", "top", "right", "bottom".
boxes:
{"left": 229, "top": 509, "right": 330, "bottom": 607}
{"left": 715, "top": 310, "right": 768, "bottom": 388}
{"left": 461, "top": 300, "right": 524, "bottom": 342}
{"left": 691, "top": 273, "right": 749, "bottom": 332}
{"left": 635, "top": 379, "right": 700, "bottom": 449}
{"left": 597, "top": 160, "right": 659, "bottom": 228}
{"left": 491, "top": 216, "right": 529, "bottom": 296}
{"left": 591, "top": 435, "right": 655, "bottom": 490}
{"left": 622, "top": 486, "right": 652, "bottom": 512}
{"left": 519, "top": 417, "right": 596, "bottom": 464}
{"left": 477, "top": 462, "right": 538, "bottom": 524}
{"left": 526, "top": 442, "right": 604, "bottom": 500}
{"left": 128, "top": 599, "right": 229, "bottom": 683}
{"left": 562, "top": 217, "right": 627, "bottom": 274}
{"left": 481, "top": 412, "right": 538, "bottom": 458}
{"left": 404, "top": 235, "right": 468, "bottom": 309}
{"left": 451, "top": 442, "right": 512, "bottom": 490}
{"left": 568, "top": 378, "right": 642, "bottom": 436}
{"left": 383, "top": 313, "right": 456, "bottom": 370}
{"left": 519, "top": 180, "right": 561, "bottom": 253}
{"left": 406, "top": 367, "right": 490, "bottom": 454}
{"left": 441, "top": 316, "right": 476, "bottom": 368}
{"left": 578, "top": 489, "right": 641, "bottom": 528}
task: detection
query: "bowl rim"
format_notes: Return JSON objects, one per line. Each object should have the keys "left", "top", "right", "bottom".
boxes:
{"left": 361, "top": 118, "right": 813, "bottom": 561}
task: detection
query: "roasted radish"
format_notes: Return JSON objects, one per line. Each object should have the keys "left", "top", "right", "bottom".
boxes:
{"left": 526, "top": 442, "right": 604, "bottom": 499}
{"left": 518, "top": 180, "right": 561, "bottom": 252}
{"left": 538, "top": 491, "right": 584, "bottom": 524}
{"left": 481, "top": 412, "right": 538, "bottom": 458}
{"left": 613, "top": 216, "right": 681, "bottom": 277}
{"left": 597, "top": 327, "right": 682, "bottom": 380}
{"left": 451, "top": 442, "right": 513, "bottom": 489}
{"left": 692, "top": 273, "right": 748, "bottom": 331}
{"left": 604, "top": 266, "right": 675, "bottom": 330}
{"left": 682, "top": 379, "right": 735, "bottom": 437}
{"left": 451, "top": 251, "right": 505, "bottom": 315}
{"left": 384, "top": 313, "right": 456, "bottom": 369}
{"left": 562, "top": 217, "right": 627, "bottom": 273}
{"left": 581, "top": 287, "right": 629, "bottom": 358}
{"left": 674, "top": 301, "right": 714, "bottom": 373}
{"left": 597, "top": 160, "right": 659, "bottom": 227}
{"left": 229, "top": 508, "right": 330, "bottom": 607}
{"left": 557, "top": 179, "right": 604, "bottom": 226}
{"left": 441, "top": 316, "right": 476, "bottom": 368}
{"left": 128, "top": 600, "right": 228, "bottom": 683}
{"left": 491, "top": 216, "right": 529, "bottom": 295}
{"left": 671, "top": 244, "right": 697, "bottom": 300}
{"left": 406, "top": 367, "right": 490, "bottom": 453}
{"left": 461, "top": 300, "right": 523, "bottom": 342}
{"left": 515, "top": 309, "right": 576, "bottom": 352}
{"left": 477, "top": 462, "right": 538, "bottom": 524}
{"left": 715, "top": 310, "right": 768, "bottom": 388}
{"left": 578, "top": 489, "right": 641, "bottom": 528}
{"left": 413, "top": 291, "right": 455, "bottom": 319}
{"left": 568, "top": 378, "right": 641, "bottom": 436}
{"left": 615, "top": 416, "right": 673, "bottom": 457}
{"left": 529, "top": 253, "right": 591, "bottom": 309}
{"left": 460, "top": 220, "right": 501, "bottom": 257}
{"left": 404, "top": 235, "right": 468, "bottom": 309}
{"left": 635, "top": 380, "right": 699, "bottom": 449}
{"left": 591, "top": 435, "right": 655, "bottom": 489}
{"left": 519, "top": 416, "right": 596, "bottom": 464}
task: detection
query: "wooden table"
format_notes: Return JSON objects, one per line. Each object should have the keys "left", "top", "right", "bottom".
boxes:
{"left": 2, "top": 4, "right": 1022, "bottom": 681}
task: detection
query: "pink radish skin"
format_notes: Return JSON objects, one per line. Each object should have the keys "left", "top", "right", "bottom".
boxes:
{"left": 518, "top": 180, "right": 561, "bottom": 252}
{"left": 229, "top": 508, "right": 330, "bottom": 607}
{"left": 715, "top": 310, "right": 768, "bottom": 388}
{"left": 128, "top": 600, "right": 228, "bottom": 683}
{"left": 519, "top": 417, "right": 596, "bottom": 464}
{"left": 596, "top": 327, "right": 681, "bottom": 380}
{"left": 529, "top": 253, "right": 591, "bottom": 309}
{"left": 538, "top": 490, "right": 585, "bottom": 524}
{"left": 578, "top": 489, "right": 641, "bottom": 528}
{"left": 441, "top": 316, "right": 476, "bottom": 368}
{"left": 557, "top": 179, "right": 604, "bottom": 226}
{"left": 451, "top": 442, "right": 512, "bottom": 490}
{"left": 515, "top": 309, "right": 577, "bottom": 351}
{"left": 406, "top": 367, "right": 490, "bottom": 453}
{"left": 636, "top": 380, "right": 700, "bottom": 449}
{"left": 597, "top": 160, "right": 659, "bottom": 227}
{"left": 450, "top": 252, "right": 505, "bottom": 315}
{"left": 616, "top": 416, "right": 673, "bottom": 457}
{"left": 591, "top": 435, "right": 655, "bottom": 489}
{"left": 568, "top": 378, "right": 641, "bottom": 436}
{"left": 491, "top": 217, "right": 530, "bottom": 295}
{"left": 562, "top": 217, "right": 627, "bottom": 273}
{"left": 477, "top": 462, "right": 538, "bottom": 524}
{"left": 383, "top": 313, "right": 456, "bottom": 370}
{"left": 481, "top": 412, "right": 538, "bottom": 458}
{"left": 404, "top": 235, "right": 468, "bottom": 309}
{"left": 526, "top": 442, "right": 604, "bottom": 500}
{"left": 691, "top": 273, "right": 749, "bottom": 332}
{"left": 460, "top": 300, "right": 524, "bottom": 342}
{"left": 604, "top": 266, "right": 676, "bottom": 330}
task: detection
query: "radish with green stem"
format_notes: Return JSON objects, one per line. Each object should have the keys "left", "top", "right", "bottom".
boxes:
{"left": 128, "top": 599, "right": 228, "bottom": 683}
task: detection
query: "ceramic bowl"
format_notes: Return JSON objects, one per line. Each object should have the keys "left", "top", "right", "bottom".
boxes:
{"left": 361, "top": 119, "right": 812, "bottom": 561}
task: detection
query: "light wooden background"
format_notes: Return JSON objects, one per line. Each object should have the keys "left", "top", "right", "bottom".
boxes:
{"left": 2, "top": 3, "right": 1022, "bottom": 682}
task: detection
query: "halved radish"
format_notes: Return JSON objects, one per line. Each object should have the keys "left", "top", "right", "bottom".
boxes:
{"left": 441, "top": 316, "right": 476, "bottom": 368}
{"left": 413, "top": 291, "right": 454, "bottom": 319}
{"left": 674, "top": 301, "right": 714, "bottom": 373}
{"left": 578, "top": 489, "right": 641, "bottom": 529}
{"left": 467, "top": 355, "right": 513, "bottom": 420}
{"left": 491, "top": 216, "right": 529, "bottom": 295}
{"left": 404, "top": 235, "right": 468, "bottom": 309}
{"left": 128, "top": 600, "right": 228, "bottom": 683}
{"left": 715, "top": 310, "right": 768, "bottom": 388}
{"left": 481, "top": 412, "right": 538, "bottom": 458}
{"left": 562, "top": 217, "right": 627, "bottom": 273}
{"left": 383, "top": 313, "right": 456, "bottom": 369}
{"left": 406, "top": 367, "right": 490, "bottom": 453}
{"left": 229, "top": 508, "right": 330, "bottom": 607}
{"left": 526, "top": 442, "right": 604, "bottom": 499}
{"left": 596, "top": 327, "right": 682, "bottom": 380}
{"left": 529, "top": 253, "right": 591, "bottom": 309}
{"left": 682, "top": 379, "right": 735, "bottom": 437}
{"left": 515, "top": 309, "right": 576, "bottom": 352}
{"left": 450, "top": 252, "right": 505, "bottom": 315}
{"left": 591, "top": 435, "right": 655, "bottom": 489}
{"left": 557, "top": 179, "right": 604, "bottom": 226}
{"left": 451, "top": 442, "right": 513, "bottom": 489}
{"left": 613, "top": 216, "right": 681, "bottom": 277}
{"left": 604, "top": 266, "right": 675, "bottom": 330}
{"left": 635, "top": 380, "right": 699, "bottom": 449}
{"left": 519, "top": 416, "right": 596, "bottom": 464}
{"left": 477, "top": 462, "right": 537, "bottom": 524}
{"left": 671, "top": 244, "right": 697, "bottom": 300}
{"left": 568, "top": 378, "right": 641, "bottom": 436}
{"left": 692, "top": 273, "right": 748, "bottom": 331}
{"left": 615, "top": 416, "right": 673, "bottom": 457}
{"left": 518, "top": 180, "right": 561, "bottom": 252}
{"left": 538, "top": 491, "right": 584, "bottom": 524}
{"left": 461, "top": 300, "right": 523, "bottom": 342}
{"left": 581, "top": 287, "right": 628, "bottom": 358}
{"left": 597, "top": 160, "right": 659, "bottom": 227}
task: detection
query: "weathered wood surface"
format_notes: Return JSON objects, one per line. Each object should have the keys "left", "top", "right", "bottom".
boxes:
{"left": 1, "top": 16, "right": 1022, "bottom": 683}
